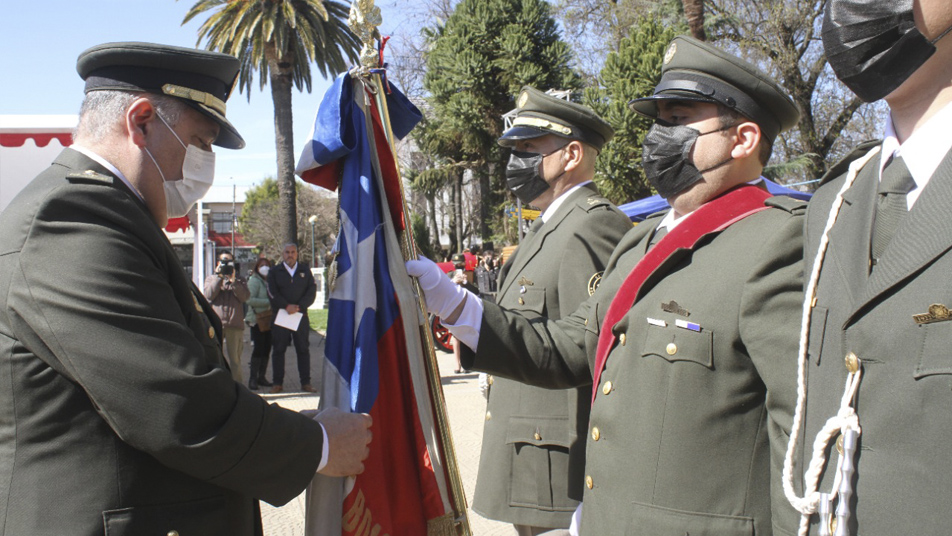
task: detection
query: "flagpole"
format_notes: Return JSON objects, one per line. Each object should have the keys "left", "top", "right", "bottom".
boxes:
{"left": 348, "top": 2, "right": 472, "bottom": 535}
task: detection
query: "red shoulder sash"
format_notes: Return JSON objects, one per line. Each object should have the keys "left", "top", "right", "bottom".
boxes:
{"left": 591, "top": 185, "right": 772, "bottom": 403}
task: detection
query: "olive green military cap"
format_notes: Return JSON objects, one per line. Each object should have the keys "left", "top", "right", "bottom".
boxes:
{"left": 629, "top": 36, "right": 800, "bottom": 143}
{"left": 77, "top": 42, "right": 245, "bottom": 149}
{"left": 499, "top": 86, "right": 614, "bottom": 150}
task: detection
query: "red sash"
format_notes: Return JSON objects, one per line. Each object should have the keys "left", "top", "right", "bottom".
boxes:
{"left": 591, "top": 185, "right": 773, "bottom": 403}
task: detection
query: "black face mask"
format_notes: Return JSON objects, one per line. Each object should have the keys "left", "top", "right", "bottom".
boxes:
{"left": 505, "top": 145, "right": 567, "bottom": 205}
{"left": 822, "top": 0, "right": 952, "bottom": 102}
{"left": 641, "top": 121, "right": 734, "bottom": 199}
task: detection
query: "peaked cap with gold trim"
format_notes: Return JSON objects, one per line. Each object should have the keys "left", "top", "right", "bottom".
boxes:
{"left": 499, "top": 86, "right": 614, "bottom": 150}
{"left": 77, "top": 42, "right": 245, "bottom": 149}
{"left": 629, "top": 36, "right": 800, "bottom": 143}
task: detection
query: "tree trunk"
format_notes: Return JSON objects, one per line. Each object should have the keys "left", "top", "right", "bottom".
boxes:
{"left": 268, "top": 46, "right": 298, "bottom": 247}
{"left": 455, "top": 170, "right": 464, "bottom": 252}
{"left": 479, "top": 168, "right": 491, "bottom": 240}
{"left": 427, "top": 193, "right": 439, "bottom": 253}
{"left": 682, "top": 0, "right": 707, "bottom": 41}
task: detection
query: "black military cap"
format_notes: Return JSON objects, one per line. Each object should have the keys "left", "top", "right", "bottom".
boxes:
{"left": 499, "top": 86, "right": 614, "bottom": 150}
{"left": 77, "top": 42, "right": 245, "bottom": 149}
{"left": 629, "top": 36, "right": 801, "bottom": 143}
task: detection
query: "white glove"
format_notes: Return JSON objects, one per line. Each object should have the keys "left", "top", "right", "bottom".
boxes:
{"left": 407, "top": 257, "right": 470, "bottom": 319}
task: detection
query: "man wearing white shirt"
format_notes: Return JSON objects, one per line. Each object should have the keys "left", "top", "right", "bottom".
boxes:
{"left": 410, "top": 37, "right": 805, "bottom": 535}
{"left": 468, "top": 86, "right": 631, "bottom": 536}
{"left": 788, "top": 1, "right": 952, "bottom": 534}
{"left": 0, "top": 41, "right": 370, "bottom": 535}
{"left": 267, "top": 243, "right": 318, "bottom": 394}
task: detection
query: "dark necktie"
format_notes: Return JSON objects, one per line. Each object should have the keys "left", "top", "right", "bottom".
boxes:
{"left": 523, "top": 217, "right": 545, "bottom": 242}
{"left": 648, "top": 225, "right": 668, "bottom": 249}
{"left": 871, "top": 155, "right": 916, "bottom": 263}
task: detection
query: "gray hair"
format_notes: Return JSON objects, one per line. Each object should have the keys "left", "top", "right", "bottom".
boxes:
{"left": 283, "top": 243, "right": 299, "bottom": 250}
{"left": 74, "top": 90, "right": 187, "bottom": 142}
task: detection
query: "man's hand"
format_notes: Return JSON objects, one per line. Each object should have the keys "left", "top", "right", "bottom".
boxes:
{"left": 407, "top": 257, "right": 472, "bottom": 320}
{"left": 313, "top": 407, "right": 373, "bottom": 477}
{"left": 451, "top": 272, "right": 467, "bottom": 285}
{"left": 286, "top": 304, "right": 300, "bottom": 314}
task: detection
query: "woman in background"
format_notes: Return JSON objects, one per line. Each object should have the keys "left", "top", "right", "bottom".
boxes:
{"left": 245, "top": 257, "right": 274, "bottom": 391}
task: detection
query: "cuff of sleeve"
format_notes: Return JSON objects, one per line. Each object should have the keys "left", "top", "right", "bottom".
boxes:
{"left": 317, "top": 423, "right": 329, "bottom": 473}
{"left": 441, "top": 293, "right": 483, "bottom": 351}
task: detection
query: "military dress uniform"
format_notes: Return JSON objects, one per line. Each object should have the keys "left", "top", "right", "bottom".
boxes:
{"left": 461, "top": 37, "right": 805, "bottom": 535}
{"left": 473, "top": 182, "right": 631, "bottom": 528}
{"left": 0, "top": 43, "right": 323, "bottom": 536}
{"left": 798, "top": 118, "right": 952, "bottom": 534}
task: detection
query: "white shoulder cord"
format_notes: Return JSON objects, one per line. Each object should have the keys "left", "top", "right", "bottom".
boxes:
{"left": 782, "top": 147, "right": 881, "bottom": 536}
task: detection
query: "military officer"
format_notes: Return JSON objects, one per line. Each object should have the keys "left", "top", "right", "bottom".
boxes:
{"left": 409, "top": 36, "right": 804, "bottom": 535}
{"left": 0, "top": 42, "right": 371, "bottom": 535}
{"left": 472, "top": 87, "right": 631, "bottom": 535}
{"left": 783, "top": 1, "right": 952, "bottom": 534}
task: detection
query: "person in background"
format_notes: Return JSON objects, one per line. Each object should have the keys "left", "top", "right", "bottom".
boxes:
{"left": 474, "top": 250, "right": 498, "bottom": 304}
{"left": 449, "top": 252, "right": 478, "bottom": 374}
{"left": 267, "top": 243, "right": 318, "bottom": 394}
{"left": 244, "top": 257, "right": 274, "bottom": 391}
{"left": 204, "top": 251, "right": 250, "bottom": 382}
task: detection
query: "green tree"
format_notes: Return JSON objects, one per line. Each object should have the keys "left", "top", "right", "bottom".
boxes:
{"left": 182, "top": 0, "right": 360, "bottom": 245}
{"left": 421, "top": 0, "right": 580, "bottom": 240}
{"left": 239, "top": 177, "right": 337, "bottom": 262}
{"left": 584, "top": 18, "right": 678, "bottom": 204}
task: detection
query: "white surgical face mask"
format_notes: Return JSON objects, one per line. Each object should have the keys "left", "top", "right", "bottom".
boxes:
{"left": 258, "top": 265, "right": 270, "bottom": 277}
{"left": 143, "top": 112, "right": 216, "bottom": 219}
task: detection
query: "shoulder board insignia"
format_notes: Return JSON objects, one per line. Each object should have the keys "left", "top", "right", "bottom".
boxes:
{"left": 820, "top": 139, "right": 882, "bottom": 186}
{"left": 583, "top": 196, "right": 609, "bottom": 210}
{"left": 765, "top": 194, "right": 807, "bottom": 213}
{"left": 66, "top": 170, "right": 114, "bottom": 184}
{"left": 587, "top": 272, "right": 603, "bottom": 296}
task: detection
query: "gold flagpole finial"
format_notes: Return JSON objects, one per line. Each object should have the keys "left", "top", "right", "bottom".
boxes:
{"left": 348, "top": 0, "right": 382, "bottom": 76}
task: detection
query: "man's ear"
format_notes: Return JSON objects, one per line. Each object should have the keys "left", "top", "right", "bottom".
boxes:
{"left": 730, "top": 122, "right": 762, "bottom": 160}
{"left": 562, "top": 140, "right": 585, "bottom": 172}
{"left": 126, "top": 97, "right": 157, "bottom": 148}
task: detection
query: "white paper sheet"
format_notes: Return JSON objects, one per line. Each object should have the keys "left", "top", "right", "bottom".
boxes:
{"left": 274, "top": 308, "right": 304, "bottom": 330}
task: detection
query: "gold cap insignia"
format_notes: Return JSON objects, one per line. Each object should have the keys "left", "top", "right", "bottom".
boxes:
{"left": 517, "top": 91, "right": 529, "bottom": 108}
{"left": 588, "top": 272, "right": 603, "bottom": 296}
{"left": 913, "top": 303, "right": 952, "bottom": 325}
{"left": 664, "top": 42, "right": 677, "bottom": 65}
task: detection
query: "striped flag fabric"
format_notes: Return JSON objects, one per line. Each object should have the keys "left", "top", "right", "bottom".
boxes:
{"left": 296, "top": 72, "right": 458, "bottom": 536}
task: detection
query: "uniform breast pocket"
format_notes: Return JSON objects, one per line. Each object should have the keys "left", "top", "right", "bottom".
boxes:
{"left": 915, "top": 320, "right": 952, "bottom": 379}
{"left": 641, "top": 323, "right": 714, "bottom": 369}
{"left": 515, "top": 286, "right": 546, "bottom": 316}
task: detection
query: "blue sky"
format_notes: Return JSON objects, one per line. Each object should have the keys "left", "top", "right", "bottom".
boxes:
{"left": 0, "top": 0, "right": 411, "bottom": 187}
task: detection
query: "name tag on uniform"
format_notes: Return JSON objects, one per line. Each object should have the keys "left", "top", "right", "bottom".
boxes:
{"left": 646, "top": 317, "right": 667, "bottom": 327}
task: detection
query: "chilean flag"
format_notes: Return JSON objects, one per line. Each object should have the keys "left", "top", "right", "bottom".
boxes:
{"left": 297, "top": 73, "right": 457, "bottom": 536}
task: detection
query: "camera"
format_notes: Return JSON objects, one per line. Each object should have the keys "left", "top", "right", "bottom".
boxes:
{"left": 217, "top": 259, "right": 235, "bottom": 276}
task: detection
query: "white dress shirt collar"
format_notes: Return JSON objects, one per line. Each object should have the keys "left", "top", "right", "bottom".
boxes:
{"left": 540, "top": 180, "right": 593, "bottom": 223}
{"left": 70, "top": 144, "right": 145, "bottom": 202}
{"left": 880, "top": 100, "right": 952, "bottom": 209}
{"left": 284, "top": 262, "right": 298, "bottom": 276}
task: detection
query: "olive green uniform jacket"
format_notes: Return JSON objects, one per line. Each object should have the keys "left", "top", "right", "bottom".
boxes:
{"left": 799, "top": 146, "right": 952, "bottom": 535}
{"left": 0, "top": 149, "right": 324, "bottom": 536}
{"left": 472, "top": 183, "right": 631, "bottom": 528}
{"left": 462, "top": 192, "right": 805, "bottom": 536}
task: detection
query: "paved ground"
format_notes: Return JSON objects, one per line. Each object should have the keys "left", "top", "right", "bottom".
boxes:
{"left": 240, "top": 327, "right": 513, "bottom": 535}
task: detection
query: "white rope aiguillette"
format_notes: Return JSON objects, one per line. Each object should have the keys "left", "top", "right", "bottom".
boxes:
{"left": 782, "top": 147, "right": 881, "bottom": 536}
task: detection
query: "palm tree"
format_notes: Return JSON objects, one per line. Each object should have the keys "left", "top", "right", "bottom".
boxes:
{"left": 681, "top": 0, "right": 706, "bottom": 41}
{"left": 183, "top": 0, "right": 361, "bottom": 245}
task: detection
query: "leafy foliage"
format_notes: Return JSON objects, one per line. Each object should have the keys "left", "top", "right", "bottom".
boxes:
{"left": 239, "top": 178, "right": 337, "bottom": 262}
{"left": 420, "top": 0, "right": 581, "bottom": 239}
{"left": 183, "top": 0, "right": 361, "bottom": 245}
{"left": 183, "top": 0, "right": 360, "bottom": 95}
{"left": 584, "top": 18, "right": 678, "bottom": 204}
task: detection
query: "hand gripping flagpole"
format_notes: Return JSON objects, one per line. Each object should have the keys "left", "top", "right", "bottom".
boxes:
{"left": 348, "top": 2, "right": 472, "bottom": 535}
